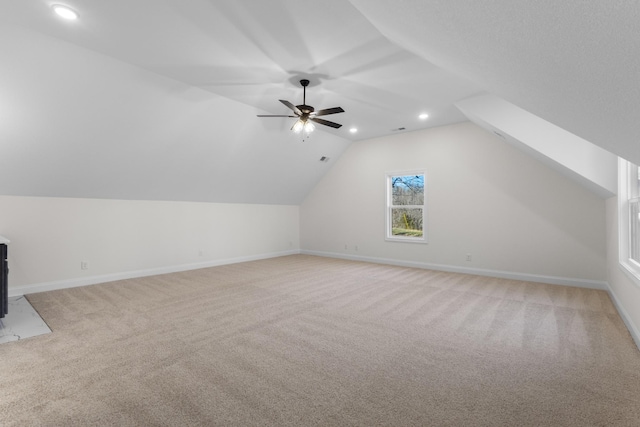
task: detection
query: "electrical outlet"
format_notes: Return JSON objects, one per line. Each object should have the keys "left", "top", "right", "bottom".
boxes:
{"left": 80, "top": 261, "right": 89, "bottom": 270}
{"left": 198, "top": 250, "right": 204, "bottom": 257}
{"left": 355, "top": 245, "right": 359, "bottom": 251}
{"left": 344, "top": 244, "right": 348, "bottom": 250}
{"left": 466, "top": 254, "right": 472, "bottom": 262}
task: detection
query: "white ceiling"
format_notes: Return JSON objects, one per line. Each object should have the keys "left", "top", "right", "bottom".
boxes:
{"left": 349, "top": 0, "right": 640, "bottom": 165}
{"left": 0, "top": 0, "right": 637, "bottom": 204}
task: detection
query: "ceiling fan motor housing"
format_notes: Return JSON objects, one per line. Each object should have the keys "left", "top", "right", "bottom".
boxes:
{"left": 297, "top": 105, "right": 314, "bottom": 115}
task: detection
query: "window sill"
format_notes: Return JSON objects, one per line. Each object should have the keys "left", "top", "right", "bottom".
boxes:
{"left": 385, "top": 236, "right": 428, "bottom": 244}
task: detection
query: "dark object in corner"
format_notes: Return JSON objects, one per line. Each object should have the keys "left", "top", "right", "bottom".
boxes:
{"left": 0, "top": 243, "right": 7, "bottom": 318}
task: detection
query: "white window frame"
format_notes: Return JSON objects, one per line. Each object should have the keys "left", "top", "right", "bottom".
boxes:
{"left": 385, "top": 170, "right": 427, "bottom": 244}
{"left": 618, "top": 158, "right": 640, "bottom": 288}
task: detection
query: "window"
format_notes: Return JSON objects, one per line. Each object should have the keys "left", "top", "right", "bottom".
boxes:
{"left": 386, "top": 172, "right": 426, "bottom": 243}
{"left": 629, "top": 163, "right": 640, "bottom": 263}
{"left": 618, "top": 158, "right": 640, "bottom": 286}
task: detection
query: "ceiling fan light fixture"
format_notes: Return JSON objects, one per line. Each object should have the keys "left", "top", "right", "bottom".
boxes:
{"left": 292, "top": 119, "right": 305, "bottom": 133}
{"left": 303, "top": 121, "right": 315, "bottom": 133}
{"left": 292, "top": 118, "right": 315, "bottom": 134}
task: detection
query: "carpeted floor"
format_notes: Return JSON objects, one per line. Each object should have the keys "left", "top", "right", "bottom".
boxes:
{"left": 1, "top": 255, "right": 639, "bottom": 426}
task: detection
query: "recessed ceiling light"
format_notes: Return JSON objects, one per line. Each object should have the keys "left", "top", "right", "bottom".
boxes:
{"left": 418, "top": 113, "right": 429, "bottom": 120}
{"left": 349, "top": 127, "right": 358, "bottom": 134}
{"left": 52, "top": 4, "right": 79, "bottom": 20}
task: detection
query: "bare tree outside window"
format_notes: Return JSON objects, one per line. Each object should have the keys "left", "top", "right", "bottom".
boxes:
{"left": 387, "top": 173, "right": 425, "bottom": 241}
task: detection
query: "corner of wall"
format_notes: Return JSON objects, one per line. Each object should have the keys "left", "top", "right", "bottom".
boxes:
{"left": 606, "top": 282, "right": 640, "bottom": 351}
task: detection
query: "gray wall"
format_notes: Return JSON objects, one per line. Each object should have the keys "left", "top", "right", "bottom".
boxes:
{"left": 301, "top": 122, "right": 606, "bottom": 284}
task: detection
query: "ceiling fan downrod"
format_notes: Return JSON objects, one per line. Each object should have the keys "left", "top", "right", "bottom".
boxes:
{"left": 300, "top": 79, "right": 309, "bottom": 106}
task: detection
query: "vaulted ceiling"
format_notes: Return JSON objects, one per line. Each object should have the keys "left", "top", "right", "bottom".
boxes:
{"left": 1, "top": 1, "right": 637, "bottom": 204}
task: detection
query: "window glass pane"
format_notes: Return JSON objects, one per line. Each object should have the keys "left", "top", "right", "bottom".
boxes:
{"left": 391, "top": 175, "right": 424, "bottom": 205}
{"left": 386, "top": 171, "right": 426, "bottom": 242}
{"left": 630, "top": 165, "right": 640, "bottom": 199}
{"left": 629, "top": 164, "right": 640, "bottom": 263}
{"left": 391, "top": 208, "right": 423, "bottom": 237}
{"left": 630, "top": 200, "right": 640, "bottom": 263}
{"left": 619, "top": 159, "right": 640, "bottom": 286}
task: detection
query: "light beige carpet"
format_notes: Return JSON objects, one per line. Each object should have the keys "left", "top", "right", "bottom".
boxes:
{"left": 1, "top": 255, "right": 639, "bottom": 426}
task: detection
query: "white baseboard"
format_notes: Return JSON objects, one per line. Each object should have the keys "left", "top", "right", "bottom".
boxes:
{"left": 300, "top": 250, "right": 608, "bottom": 290}
{"left": 606, "top": 284, "right": 640, "bottom": 351}
{"left": 8, "top": 250, "right": 301, "bottom": 297}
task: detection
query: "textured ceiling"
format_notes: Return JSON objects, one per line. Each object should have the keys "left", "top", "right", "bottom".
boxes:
{"left": 0, "top": 0, "right": 636, "bottom": 204}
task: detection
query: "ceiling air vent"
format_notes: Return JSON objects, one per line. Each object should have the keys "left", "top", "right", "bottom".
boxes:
{"left": 319, "top": 156, "right": 329, "bottom": 162}
{"left": 392, "top": 127, "right": 406, "bottom": 131}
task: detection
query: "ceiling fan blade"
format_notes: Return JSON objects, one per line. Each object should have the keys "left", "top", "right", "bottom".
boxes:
{"left": 257, "top": 115, "right": 297, "bottom": 117}
{"left": 310, "top": 117, "right": 342, "bottom": 129}
{"left": 314, "top": 107, "right": 345, "bottom": 116}
{"left": 279, "top": 99, "right": 302, "bottom": 116}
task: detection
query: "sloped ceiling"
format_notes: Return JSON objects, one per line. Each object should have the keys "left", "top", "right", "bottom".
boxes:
{"left": 349, "top": 0, "right": 640, "bottom": 166}
{"left": 0, "top": 0, "right": 636, "bottom": 204}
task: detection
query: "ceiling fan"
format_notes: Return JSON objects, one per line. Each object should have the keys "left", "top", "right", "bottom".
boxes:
{"left": 257, "top": 79, "right": 344, "bottom": 134}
